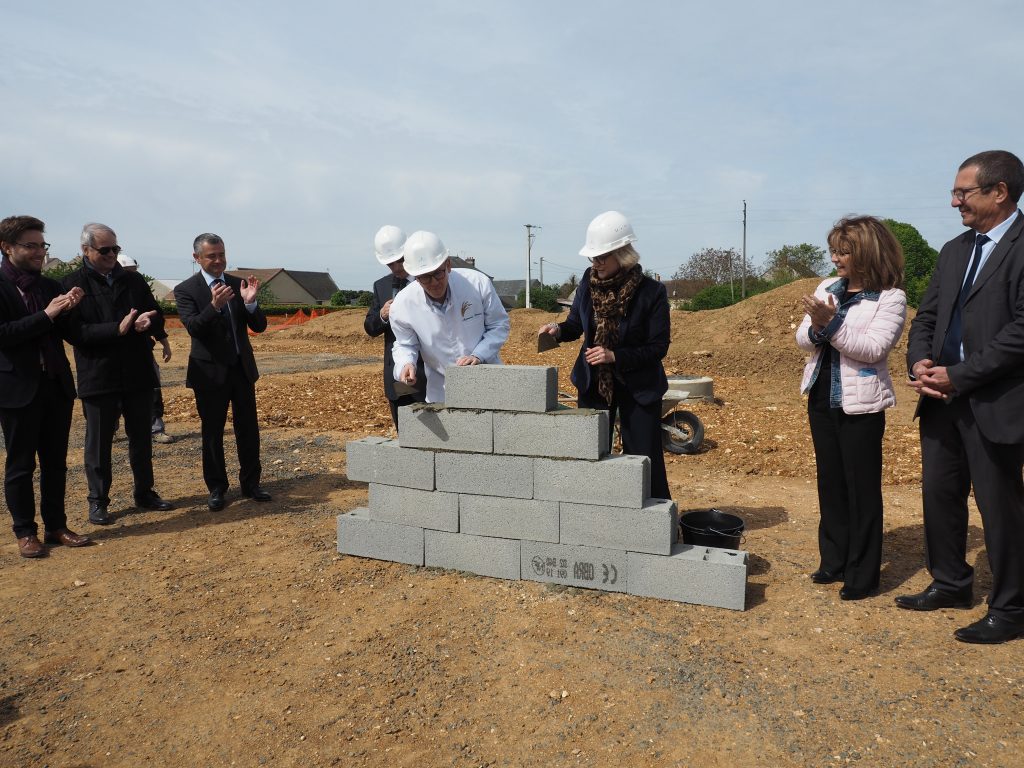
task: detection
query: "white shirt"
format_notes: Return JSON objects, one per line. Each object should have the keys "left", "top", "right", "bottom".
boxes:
{"left": 390, "top": 268, "right": 510, "bottom": 403}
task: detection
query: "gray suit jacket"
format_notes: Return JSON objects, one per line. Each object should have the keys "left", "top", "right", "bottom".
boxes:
{"left": 908, "top": 210, "right": 1024, "bottom": 443}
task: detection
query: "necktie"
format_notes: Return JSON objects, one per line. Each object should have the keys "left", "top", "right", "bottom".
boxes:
{"left": 939, "top": 233, "right": 990, "bottom": 365}
{"left": 214, "top": 278, "right": 240, "bottom": 355}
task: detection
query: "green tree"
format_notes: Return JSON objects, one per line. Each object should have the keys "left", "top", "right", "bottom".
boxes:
{"left": 689, "top": 278, "right": 773, "bottom": 310}
{"left": 884, "top": 219, "right": 938, "bottom": 308}
{"left": 356, "top": 290, "right": 373, "bottom": 307}
{"left": 42, "top": 257, "right": 81, "bottom": 280}
{"left": 516, "top": 284, "right": 560, "bottom": 311}
{"left": 763, "top": 243, "right": 828, "bottom": 281}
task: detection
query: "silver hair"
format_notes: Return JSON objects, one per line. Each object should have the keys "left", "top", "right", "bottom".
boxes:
{"left": 614, "top": 244, "right": 640, "bottom": 269}
{"left": 193, "top": 232, "right": 224, "bottom": 255}
{"left": 80, "top": 222, "right": 116, "bottom": 249}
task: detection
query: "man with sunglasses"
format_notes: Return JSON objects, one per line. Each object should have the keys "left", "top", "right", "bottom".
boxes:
{"left": 901, "top": 150, "right": 1024, "bottom": 644}
{"left": 62, "top": 223, "right": 174, "bottom": 526}
{"left": 363, "top": 225, "right": 426, "bottom": 429}
{"left": 390, "top": 230, "right": 509, "bottom": 403}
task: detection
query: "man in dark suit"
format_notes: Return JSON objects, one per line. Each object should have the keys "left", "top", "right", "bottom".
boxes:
{"left": 63, "top": 223, "right": 174, "bottom": 525}
{"left": 899, "top": 150, "right": 1024, "bottom": 644}
{"left": 0, "top": 215, "right": 91, "bottom": 557}
{"left": 363, "top": 225, "right": 425, "bottom": 429}
{"left": 174, "top": 233, "right": 270, "bottom": 511}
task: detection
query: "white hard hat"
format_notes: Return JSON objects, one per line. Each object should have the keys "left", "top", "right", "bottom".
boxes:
{"left": 402, "top": 231, "right": 449, "bottom": 276}
{"left": 579, "top": 210, "right": 637, "bottom": 259}
{"left": 374, "top": 225, "right": 407, "bottom": 265}
{"left": 117, "top": 253, "right": 139, "bottom": 268}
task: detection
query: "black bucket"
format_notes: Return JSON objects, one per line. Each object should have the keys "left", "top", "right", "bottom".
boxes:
{"left": 680, "top": 509, "right": 744, "bottom": 549}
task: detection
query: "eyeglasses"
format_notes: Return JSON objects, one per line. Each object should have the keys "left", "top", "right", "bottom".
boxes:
{"left": 588, "top": 253, "right": 613, "bottom": 264}
{"left": 89, "top": 244, "right": 122, "bottom": 256}
{"left": 416, "top": 265, "right": 447, "bottom": 284}
{"left": 950, "top": 185, "right": 992, "bottom": 202}
{"left": 15, "top": 241, "right": 50, "bottom": 253}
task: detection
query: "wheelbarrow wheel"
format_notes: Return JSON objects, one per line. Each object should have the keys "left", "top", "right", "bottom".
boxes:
{"left": 661, "top": 410, "right": 704, "bottom": 455}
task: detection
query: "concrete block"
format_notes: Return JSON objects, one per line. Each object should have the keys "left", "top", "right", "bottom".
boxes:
{"left": 444, "top": 365, "right": 557, "bottom": 412}
{"left": 344, "top": 436, "right": 390, "bottom": 483}
{"left": 368, "top": 484, "right": 459, "bottom": 532}
{"left": 372, "top": 439, "right": 435, "bottom": 490}
{"left": 627, "top": 543, "right": 748, "bottom": 611}
{"left": 534, "top": 454, "right": 649, "bottom": 508}
{"left": 425, "top": 530, "right": 521, "bottom": 580}
{"left": 521, "top": 540, "right": 628, "bottom": 593}
{"left": 493, "top": 408, "right": 609, "bottom": 460}
{"left": 460, "top": 494, "right": 559, "bottom": 542}
{"left": 435, "top": 453, "right": 534, "bottom": 499}
{"left": 560, "top": 498, "right": 678, "bottom": 555}
{"left": 398, "top": 404, "right": 493, "bottom": 454}
{"left": 336, "top": 508, "right": 424, "bottom": 566}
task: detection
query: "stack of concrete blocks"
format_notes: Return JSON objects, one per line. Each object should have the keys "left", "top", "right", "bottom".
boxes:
{"left": 338, "top": 365, "right": 748, "bottom": 610}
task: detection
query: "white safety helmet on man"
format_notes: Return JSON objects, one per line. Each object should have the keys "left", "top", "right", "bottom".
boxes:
{"left": 116, "top": 253, "right": 139, "bottom": 268}
{"left": 402, "top": 231, "right": 449, "bottom": 276}
{"left": 374, "top": 225, "right": 407, "bottom": 265}
{"left": 579, "top": 210, "right": 637, "bottom": 259}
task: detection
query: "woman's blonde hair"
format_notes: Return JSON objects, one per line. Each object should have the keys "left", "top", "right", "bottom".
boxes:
{"left": 827, "top": 216, "right": 904, "bottom": 291}
{"left": 613, "top": 244, "right": 640, "bottom": 269}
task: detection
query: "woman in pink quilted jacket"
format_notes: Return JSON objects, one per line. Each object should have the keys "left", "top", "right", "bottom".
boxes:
{"left": 796, "top": 216, "right": 907, "bottom": 600}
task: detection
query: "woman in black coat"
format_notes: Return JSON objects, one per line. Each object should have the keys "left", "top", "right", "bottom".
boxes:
{"left": 539, "top": 211, "right": 671, "bottom": 499}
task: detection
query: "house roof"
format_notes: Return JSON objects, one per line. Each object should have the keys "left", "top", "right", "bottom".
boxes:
{"left": 227, "top": 267, "right": 339, "bottom": 302}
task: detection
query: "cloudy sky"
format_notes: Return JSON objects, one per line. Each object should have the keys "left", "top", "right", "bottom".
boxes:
{"left": 2, "top": 1, "right": 1021, "bottom": 289}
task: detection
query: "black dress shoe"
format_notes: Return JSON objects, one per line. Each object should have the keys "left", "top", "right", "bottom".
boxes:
{"left": 88, "top": 503, "right": 113, "bottom": 526}
{"left": 811, "top": 569, "right": 844, "bottom": 584}
{"left": 242, "top": 486, "right": 272, "bottom": 502}
{"left": 895, "top": 584, "right": 972, "bottom": 611}
{"left": 208, "top": 491, "right": 225, "bottom": 511}
{"left": 954, "top": 613, "right": 1024, "bottom": 644}
{"left": 135, "top": 491, "right": 174, "bottom": 511}
{"left": 840, "top": 586, "right": 875, "bottom": 601}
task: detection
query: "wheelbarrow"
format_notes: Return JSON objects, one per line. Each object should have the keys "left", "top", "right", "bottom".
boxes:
{"left": 556, "top": 374, "right": 713, "bottom": 455}
{"left": 660, "top": 375, "right": 714, "bottom": 455}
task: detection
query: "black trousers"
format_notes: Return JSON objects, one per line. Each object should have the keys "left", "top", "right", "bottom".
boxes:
{"left": 920, "top": 396, "right": 1024, "bottom": 618}
{"left": 0, "top": 378, "right": 73, "bottom": 538}
{"left": 807, "top": 399, "right": 885, "bottom": 593}
{"left": 193, "top": 364, "right": 262, "bottom": 494}
{"left": 82, "top": 388, "right": 156, "bottom": 506}
{"left": 388, "top": 392, "right": 426, "bottom": 432}
{"left": 579, "top": 383, "right": 670, "bottom": 500}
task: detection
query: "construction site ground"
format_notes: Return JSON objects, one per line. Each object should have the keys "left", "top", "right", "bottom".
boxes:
{"left": 2, "top": 278, "right": 1021, "bottom": 767}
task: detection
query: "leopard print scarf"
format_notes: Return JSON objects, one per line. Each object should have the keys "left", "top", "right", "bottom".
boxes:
{"left": 590, "top": 264, "right": 643, "bottom": 404}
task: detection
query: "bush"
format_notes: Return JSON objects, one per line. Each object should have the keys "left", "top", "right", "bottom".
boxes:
{"left": 516, "top": 284, "right": 561, "bottom": 312}
{"left": 688, "top": 279, "right": 775, "bottom": 310}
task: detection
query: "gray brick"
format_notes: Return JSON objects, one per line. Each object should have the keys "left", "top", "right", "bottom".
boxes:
{"left": 493, "top": 409, "right": 609, "bottom": 460}
{"left": 368, "top": 484, "right": 459, "bottom": 531}
{"left": 344, "top": 436, "right": 390, "bottom": 483}
{"left": 534, "top": 454, "right": 649, "bottom": 508}
{"left": 398, "top": 404, "right": 493, "bottom": 454}
{"left": 520, "top": 540, "right": 628, "bottom": 593}
{"left": 372, "top": 439, "right": 435, "bottom": 490}
{"left": 336, "top": 508, "right": 424, "bottom": 566}
{"left": 444, "top": 365, "right": 557, "bottom": 412}
{"left": 460, "top": 494, "right": 559, "bottom": 542}
{"left": 560, "top": 498, "right": 677, "bottom": 555}
{"left": 425, "top": 530, "right": 521, "bottom": 580}
{"left": 436, "top": 453, "right": 534, "bottom": 499}
{"left": 627, "top": 544, "right": 748, "bottom": 611}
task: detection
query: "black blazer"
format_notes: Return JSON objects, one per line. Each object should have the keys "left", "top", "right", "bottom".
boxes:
{"left": 558, "top": 267, "right": 670, "bottom": 406}
{"left": 62, "top": 265, "right": 165, "bottom": 397}
{"left": 363, "top": 274, "right": 426, "bottom": 401}
{"left": 0, "top": 273, "right": 76, "bottom": 407}
{"left": 908, "top": 211, "right": 1024, "bottom": 443}
{"left": 174, "top": 272, "right": 268, "bottom": 389}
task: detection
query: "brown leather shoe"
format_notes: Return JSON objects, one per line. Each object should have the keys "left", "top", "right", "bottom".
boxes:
{"left": 17, "top": 535, "right": 47, "bottom": 558}
{"left": 44, "top": 528, "right": 93, "bottom": 547}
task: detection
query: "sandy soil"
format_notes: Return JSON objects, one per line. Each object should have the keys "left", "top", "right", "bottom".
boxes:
{"left": 2, "top": 279, "right": 1022, "bottom": 767}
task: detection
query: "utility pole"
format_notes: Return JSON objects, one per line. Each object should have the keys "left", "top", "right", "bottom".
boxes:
{"left": 741, "top": 200, "right": 747, "bottom": 299}
{"left": 538, "top": 256, "right": 544, "bottom": 286}
{"left": 524, "top": 224, "right": 540, "bottom": 308}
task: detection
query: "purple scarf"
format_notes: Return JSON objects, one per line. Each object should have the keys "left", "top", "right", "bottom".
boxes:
{"left": 1, "top": 257, "right": 64, "bottom": 377}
